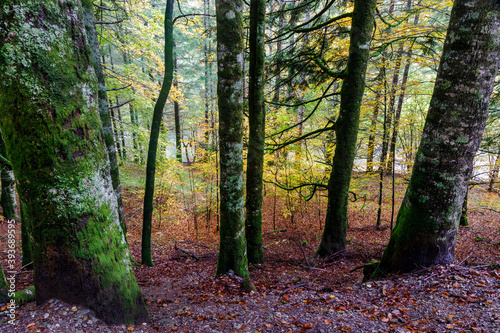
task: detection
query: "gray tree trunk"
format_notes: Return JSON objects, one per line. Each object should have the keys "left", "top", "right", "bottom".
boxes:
{"left": 316, "top": 0, "right": 377, "bottom": 256}
{"left": 377, "top": 0, "right": 500, "bottom": 274}
{"left": 142, "top": 0, "right": 175, "bottom": 266}
{"left": 82, "top": 2, "right": 126, "bottom": 238}
{"left": 0, "top": 0, "right": 148, "bottom": 323}
{"left": 215, "top": 0, "right": 251, "bottom": 286}
{"left": 245, "top": 0, "right": 266, "bottom": 265}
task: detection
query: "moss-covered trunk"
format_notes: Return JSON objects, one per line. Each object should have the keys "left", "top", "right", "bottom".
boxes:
{"left": 82, "top": 0, "right": 126, "bottom": 239}
{"left": 378, "top": 0, "right": 500, "bottom": 274}
{"left": 215, "top": 0, "right": 250, "bottom": 282}
{"left": 316, "top": 0, "right": 376, "bottom": 257}
{"left": 245, "top": 0, "right": 266, "bottom": 265}
{"left": 0, "top": 0, "right": 148, "bottom": 324}
{"left": 142, "top": 0, "right": 175, "bottom": 266}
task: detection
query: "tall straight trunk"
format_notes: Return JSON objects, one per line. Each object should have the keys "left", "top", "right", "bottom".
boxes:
{"left": 488, "top": 146, "right": 500, "bottom": 192}
{"left": 325, "top": 83, "right": 340, "bottom": 164}
{"left": 366, "top": 84, "right": 382, "bottom": 173}
{"left": 20, "top": 200, "right": 32, "bottom": 268}
{"left": 107, "top": 50, "right": 124, "bottom": 160}
{"left": 272, "top": 1, "right": 284, "bottom": 104}
{"left": 174, "top": 45, "right": 182, "bottom": 163}
{"left": 204, "top": 0, "right": 211, "bottom": 152}
{"left": 382, "top": 44, "right": 403, "bottom": 173}
{"left": 129, "top": 102, "right": 141, "bottom": 163}
{"left": 0, "top": 0, "right": 148, "bottom": 323}
{"left": 215, "top": 0, "right": 250, "bottom": 284}
{"left": 83, "top": 7, "right": 126, "bottom": 236}
{"left": 0, "top": 132, "right": 16, "bottom": 219}
{"left": 459, "top": 187, "right": 469, "bottom": 226}
{"left": 115, "top": 98, "right": 127, "bottom": 161}
{"left": 386, "top": 56, "right": 410, "bottom": 173}
{"left": 142, "top": 0, "right": 175, "bottom": 266}
{"left": 387, "top": 0, "right": 419, "bottom": 173}
{"left": 316, "top": 0, "right": 377, "bottom": 256}
{"left": 377, "top": 0, "right": 500, "bottom": 274}
{"left": 245, "top": 0, "right": 266, "bottom": 265}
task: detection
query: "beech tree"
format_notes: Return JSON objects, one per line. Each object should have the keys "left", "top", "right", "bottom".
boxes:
{"left": 245, "top": 0, "right": 266, "bottom": 265}
{"left": 0, "top": 0, "right": 148, "bottom": 323}
{"left": 142, "top": 0, "right": 175, "bottom": 266}
{"left": 376, "top": 0, "right": 500, "bottom": 274}
{"left": 316, "top": 0, "right": 377, "bottom": 256}
{"left": 215, "top": 0, "right": 251, "bottom": 285}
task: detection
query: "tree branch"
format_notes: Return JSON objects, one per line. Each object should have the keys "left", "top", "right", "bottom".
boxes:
{"left": 95, "top": 19, "right": 124, "bottom": 25}
{"left": 108, "top": 99, "right": 134, "bottom": 110}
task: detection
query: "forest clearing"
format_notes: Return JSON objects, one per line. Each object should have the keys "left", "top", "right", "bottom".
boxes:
{"left": 0, "top": 171, "right": 499, "bottom": 332}
{"left": 1, "top": 0, "right": 500, "bottom": 332}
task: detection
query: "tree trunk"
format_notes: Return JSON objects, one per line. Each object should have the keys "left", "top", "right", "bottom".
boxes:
{"left": 142, "top": 0, "right": 175, "bottom": 266}
{"left": 83, "top": 0, "right": 127, "bottom": 240}
{"left": 0, "top": 132, "right": 16, "bottom": 219}
{"left": 366, "top": 82, "right": 382, "bottom": 173}
{"left": 245, "top": 0, "right": 266, "bottom": 265}
{"left": 459, "top": 187, "right": 469, "bottom": 227}
{"left": 115, "top": 98, "right": 127, "bottom": 161}
{"left": 377, "top": 0, "right": 500, "bottom": 274}
{"left": 316, "top": 0, "right": 377, "bottom": 256}
{"left": 215, "top": 0, "right": 251, "bottom": 285}
{"left": 488, "top": 146, "right": 500, "bottom": 192}
{"left": 383, "top": 44, "right": 404, "bottom": 173}
{"left": 386, "top": 0, "right": 420, "bottom": 173}
{"left": 174, "top": 45, "right": 182, "bottom": 163}
{"left": 0, "top": 0, "right": 148, "bottom": 323}
{"left": 20, "top": 201, "right": 32, "bottom": 268}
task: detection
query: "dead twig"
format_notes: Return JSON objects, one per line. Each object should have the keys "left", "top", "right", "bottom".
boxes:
{"left": 174, "top": 241, "right": 200, "bottom": 261}
{"left": 264, "top": 229, "right": 287, "bottom": 235}
{"left": 324, "top": 250, "right": 346, "bottom": 264}
{"left": 279, "top": 282, "right": 308, "bottom": 296}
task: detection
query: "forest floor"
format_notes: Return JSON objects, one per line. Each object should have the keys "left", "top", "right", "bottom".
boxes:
{"left": 0, "top": 173, "right": 499, "bottom": 332}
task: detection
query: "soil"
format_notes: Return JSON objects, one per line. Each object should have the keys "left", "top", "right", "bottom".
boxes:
{"left": 0, "top": 178, "right": 499, "bottom": 333}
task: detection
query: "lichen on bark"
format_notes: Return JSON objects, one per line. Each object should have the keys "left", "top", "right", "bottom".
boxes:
{"left": 215, "top": 0, "right": 251, "bottom": 286}
{"left": 377, "top": 0, "right": 500, "bottom": 275}
{"left": 0, "top": 0, "right": 148, "bottom": 324}
{"left": 317, "top": 0, "right": 377, "bottom": 257}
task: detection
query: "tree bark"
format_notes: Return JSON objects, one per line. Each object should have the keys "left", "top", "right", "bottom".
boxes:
{"left": 245, "top": 0, "right": 266, "bottom": 265}
{"left": 316, "top": 0, "right": 376, "bottom": 256}
{"left": 366, "top": 81, "right": 382, "bottom": 174}
{"left": 174, "top": 44, "right": 182, "bottom": 163}
{"left": 378, "top": 0, "right": 500, "bottom": 274}
{"left": 82, "top": 6, "right": 126, "bottom": 237}
{"left": 0, "top": 0, "right": 148, "bottom": 323}
{"left": 488, "top": 146, "right": 500, "bottom": 192}
{"left": 142, "top": 0, "right": 175, "bottom": 266}
{"left": 215, "top": 0, "right": 251, "bottom": 284}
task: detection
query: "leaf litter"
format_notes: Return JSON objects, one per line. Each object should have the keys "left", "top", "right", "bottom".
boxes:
{"left": 0, "top": 179, "right": 498, "bottom": 332}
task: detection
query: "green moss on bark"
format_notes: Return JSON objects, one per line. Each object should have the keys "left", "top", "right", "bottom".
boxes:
{"left": 378, "top": 0, "right": 500, "bottom": 275}
{"left": 245, "top": 0, "right": 266, "bottom": 265}
{"left": 317, "top": 0, "right": 377, "bottom": 257}
{"left": 0, "top": 0, "right": 148, "bottom": 324}
{"left": 215, "top": 0, "right": 250, "bottom": 283}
